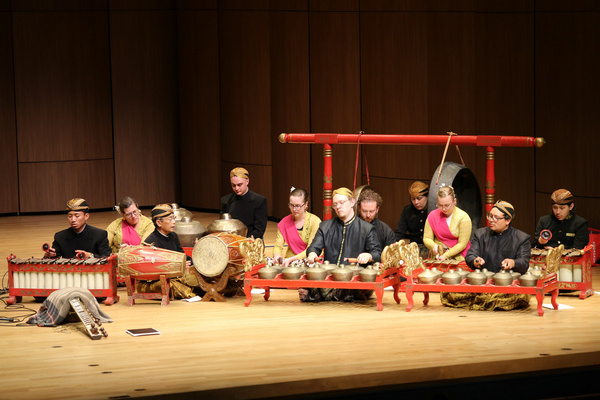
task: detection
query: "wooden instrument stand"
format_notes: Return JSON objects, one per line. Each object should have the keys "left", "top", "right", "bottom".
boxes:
{"left": 243, "top": 263, "right": 401, "bottom": 311}
{"left": 402, "top": 274, "right": 559, "bottom": 316}
{"left": 125, "top": 275, "right": 171, "bottom": 306}
{"left": 191, "top": 266, "right": 241, "bottom": 302}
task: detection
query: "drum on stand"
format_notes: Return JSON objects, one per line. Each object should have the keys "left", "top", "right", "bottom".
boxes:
{"left": 192, "top": 233, "right": 250, "bottom": 279}
{"left": 117, "top": 245, "right": 186, "bottom": 280}
{"left": 428, "top": 161, "right": 483, "bottom": 232}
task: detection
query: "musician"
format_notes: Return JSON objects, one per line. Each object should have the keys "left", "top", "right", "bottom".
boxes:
{"left": 357, "top": 189, "right": 396, "bottom": 249}
{"left": 394, "top": 181, "right": 429, "bottom": 255}
{"left": 304, "top": 187, "right": 382, "bottom": 302}
{"left": 273, "top": 187, "right": 321, "bottom": 267}
{"left": 144, "top": 204, "right": 191, "bottom": 267}
{"left": 423, "top": 186, "right": 472, "bottom": 261}
{"left": 465, "top": 200, "right": 530, "bottom": 274}
{"left": 106, "top": 196, "right": 154, "bottom": 253}
{"left": 443, "top": 200, "right": 531, "bottom": 311}
{"left": 533, "top": 189, "right": 589, "bottom": 250}
{"left": 141, "top": 204, "right": 196, "bottom": 299}
{"left": 44, "top": 198, "right": 111, "bottom": 260}
{"left": 221, "top": 167, "right": 268, "bottom": 239}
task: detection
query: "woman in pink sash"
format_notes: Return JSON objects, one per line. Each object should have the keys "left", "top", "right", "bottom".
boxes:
{"left": 273, "top": 188, "right": 321, "bottom": 267}
{"left": 423, "top": 186, "right": 472, "bottom": 261}
{"left": 106, "top": 196, "right": 154, "bottom": 253}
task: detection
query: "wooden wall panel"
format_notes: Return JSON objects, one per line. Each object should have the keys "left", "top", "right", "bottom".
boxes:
{"left": 309, "top": 11, "right": 361, "bottom": 219}
{"left": 0, "top": 9, "right": 18, "bottom": 214}
{"left": 535, "top": 11, "right": 600, "bottom": 231}
{"left": 219, "top": 10, "right": 271, "bottom": 170}
{"left": 360, "top": 11, "right": 429, "bottom": 181}
{"left": 270, "top": 11, "right": 310, "bottom": 219}
{"left": 12, "top": 10, "right": 113, "bottom": 163}
{"left": 19, "top": 160, "right": 115, "bottom": 213}
{"left": 474, "top": 12, "right": 535, "bottom": 233}
{"left": 110, "top": 8, "right": 178, "bottom": 207}
{"left": 177, "top": 10, "right": 221, "bottom": 210}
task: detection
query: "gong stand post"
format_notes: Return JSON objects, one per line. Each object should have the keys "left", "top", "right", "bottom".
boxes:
{"left": 279, "top": 133, "right": 544, "bottom": 220}
{"left": 485, "top": 146, "right": 495, "bottom": 226}
{"left": 192, "top": 266, "right": 240, "bottom": 302}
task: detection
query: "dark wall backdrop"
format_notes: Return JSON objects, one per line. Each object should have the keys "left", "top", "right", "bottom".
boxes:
{"left": 0, "top": 0, "right": 598, "bottom": 236}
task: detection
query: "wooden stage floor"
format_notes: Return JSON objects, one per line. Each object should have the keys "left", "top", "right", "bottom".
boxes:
{"left": 1, "top": 211, "right": 599, "bottom": 400}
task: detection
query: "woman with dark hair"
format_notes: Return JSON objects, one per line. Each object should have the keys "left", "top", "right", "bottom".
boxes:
{"left": 273, "top": 187, "right": 321, "bottom": 267}
{"left": 106, "top": 196, "right": 154, "bottom": 253}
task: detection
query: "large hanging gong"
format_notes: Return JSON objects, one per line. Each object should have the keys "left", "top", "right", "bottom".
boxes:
{"left": 427, "top": 161, "right": 482, "bottom": 232}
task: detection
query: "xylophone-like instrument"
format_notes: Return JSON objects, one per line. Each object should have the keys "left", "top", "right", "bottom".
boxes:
{"left": 529, "top": 244, "right": 594, "bottom": 299}
{"left": 6, "top": 254, "right": 119, "bottom": 305}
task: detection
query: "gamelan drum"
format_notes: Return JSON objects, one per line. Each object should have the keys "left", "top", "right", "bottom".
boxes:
{"left": 117, "top": 245, "right": 186, "bottom": 280}
{"left": 192, "top": 232, "right": 250, "bottom": 278}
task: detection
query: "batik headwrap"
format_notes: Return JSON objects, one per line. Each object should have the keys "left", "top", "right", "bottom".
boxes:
{"left": 551, "top": 189, "right": 573, "bottom": 205}
{"left": 66, "top": 198, "right": 89, "bottom": 212}
{"left": 332, "top": 187, "right": 353, "bottom": 200}
{"left": 151, "top": 204, "right": 173, "bottom": 220}
{"left": 493, "top": 200, "right": 515, "bottom": 219}
{"left": 230, "top": 167, "right": 249, "bottom": 179}
{"left": 409, "top": 181, "right": 429, "bottom": 197}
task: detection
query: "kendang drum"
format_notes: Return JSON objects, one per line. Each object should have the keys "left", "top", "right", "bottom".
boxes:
{"left": 192, "top": 233, "right": 250, "bottom": 278}
{"left": 118, "top": 245, "right": 186, "bottom": 280}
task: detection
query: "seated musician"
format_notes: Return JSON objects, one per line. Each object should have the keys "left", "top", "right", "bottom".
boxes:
{"left": 303, "top": 187, "right": 382, "bottom": 302}
{"left": 140, "top": 204, "right": 196, "bottom": 299}
{"left": 442, "top": 200, "right": 531, "bottom": 311}
{"left": 106, "top": 196, "right": 154, "bottom": 253}
{"left": 273, "top": 187, "right": 321, "bottom": 267}
{"left": 423, "top": 186, "right": 472, "bottom": 261}
{"left": 357, "top": 189, "right": 396, "bottom": 249}
{"left": 465, "top": 200, "right": 530, "bottom": 274}
{"left": 395, "top": 181, "right": 429, "bottom": 257}
{"left": 44, "top": 198, "right": 111, "bottom": 260}
{"left": 533, "top": 189, "right": 589, "bottom": 250}
{"left": 221, "top": 167, "right": 268, "bottom": 239}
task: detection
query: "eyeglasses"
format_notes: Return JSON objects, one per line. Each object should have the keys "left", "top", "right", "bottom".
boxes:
{"left": 487, "top": 213, "right": 505, "bottom": 222}
{"left": 437, "top": 203, "right": 453, "bottom": 210}
{"left": 332, "top": 199, "right": 349, "bottom": 208}
{"left": 124, "top": 210, "right": 140, "bottom": 218}
{"left": 288, "top": 202, "right": 306, "bottom": 210}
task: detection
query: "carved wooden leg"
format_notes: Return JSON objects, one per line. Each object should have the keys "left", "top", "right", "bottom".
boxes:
{"left": 405, "top": 285, "right": 414, "bottom": 312}
{"left": 393, "top": 280, "right": 401, "bottom": 304}
{"left": 550, "top": 288, "right": 559, "bottom": 310}
{"left": 126, "top": 276, "right": 135, "bottom": 306}
{"left": 160, "top": 275, "right": 170, "bottom": 306}
{"left": 244, "top": 282, "right": 253, "bottom": 307}
{"left": 535, "top": 289, "right": 545, "bottom": 316}
{"left": 423, "top": 291, "right": 430, "bottom": 306}
{"left": 374, "top": 283, "right": 384, "bottom": 311}
{"left": 263, "top": 287, "right": 270, "bottom": 301}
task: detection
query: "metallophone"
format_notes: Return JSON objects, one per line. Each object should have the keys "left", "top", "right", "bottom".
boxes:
{"left": 240, "top": 240, "right": 402, "bottom": 311}
{"left": 68, "top": 297, "right": 108, "bottom": 340}
{"left": 529, "top": 244, "right": 594, "bottom": 299}
{"left": 397, "top": 241, "right": 560, "bottom": 316}
{"left": 6, "top": 254, "right": 119, "bottom": 306}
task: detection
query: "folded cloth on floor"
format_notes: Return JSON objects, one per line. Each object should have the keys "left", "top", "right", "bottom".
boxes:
{"left": 27, "top": 287, "right": 112, "bottom": 326}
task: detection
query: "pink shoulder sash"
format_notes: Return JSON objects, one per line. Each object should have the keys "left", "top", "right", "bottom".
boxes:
{"left": 427, "top": 209, "right": 470, "bottom": 257}
{"left": 277, "top": 214, "right": 307, "bottom": 255}
{"left": 122, "top": 221, "right": 142, "bottom": 246}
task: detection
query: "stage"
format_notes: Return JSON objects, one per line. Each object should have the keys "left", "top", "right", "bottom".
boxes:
{"left": 1, "top": 211, "right": 599, "bottom": 400}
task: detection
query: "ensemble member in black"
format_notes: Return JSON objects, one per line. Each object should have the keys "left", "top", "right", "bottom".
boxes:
{"left": 304, "top": 188, "right": 381, "bottom": 302}
{"left": 395, "top": 181, "right": 429, "bottom": 258}
{"left": 357, "top": 189, "right": 396, "bottom": 249}
{"left": 443, "top": 200, "right": 531, "bottom": 311}
{"left": 533, "top": 189, "right": 589, "bottom": 250}
{"left": 220, "top": 167, "right": 268, "bottom": 239}
{"left": 465, "top": 201, "right": 531, "bottom": 274}
{"left": 44, "top": 198, "right": 111, "bottom": 260}
{"left": 144, "top": 204, "right": 190, "bottom": 263}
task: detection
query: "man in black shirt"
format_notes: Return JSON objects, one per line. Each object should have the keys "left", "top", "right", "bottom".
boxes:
{"left": 533, "top": 189, "right": 589, "bottom": 250}
{"left": 395, "top": 181, "right": 429, "bottom": 257}
{"left": 44, "top": 198, "right": 111, "bottom": 260}
{"left": 220, "top": 167, "right": 268, "bottom": 239}
{"left": 144, "top": 204, "right": 191, "bottom": 267}
{"left": 357, "top": 189, "right": 396, "bottom": 250}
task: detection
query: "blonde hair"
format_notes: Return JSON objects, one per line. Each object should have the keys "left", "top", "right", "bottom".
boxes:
{"left": 437, "top": 186, "right": 455, "bottom": 200}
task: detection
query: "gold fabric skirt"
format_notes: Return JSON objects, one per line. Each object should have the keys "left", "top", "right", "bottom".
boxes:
{"left": 440, "top": 292, "right": 531, "bottom": 311}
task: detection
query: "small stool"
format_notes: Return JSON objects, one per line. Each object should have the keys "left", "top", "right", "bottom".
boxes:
{"left": 125, "top": 274, "right": 171, "bottom": 306}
